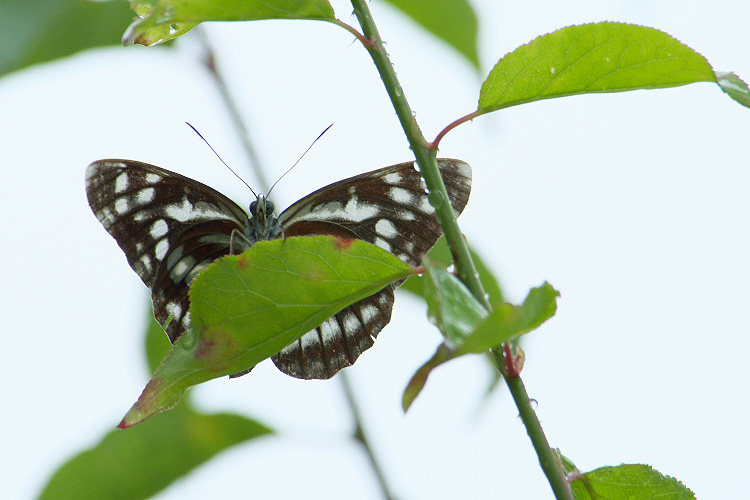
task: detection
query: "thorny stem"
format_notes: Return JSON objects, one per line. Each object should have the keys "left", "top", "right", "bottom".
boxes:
{"left": 341, "top": 371, "right": 398, "bottom": 500}
{"left": 348, "top": 1, "right": 573, "bottom": 499}
{"left": 196, "top": 27, "right": 397, "bottom": 498}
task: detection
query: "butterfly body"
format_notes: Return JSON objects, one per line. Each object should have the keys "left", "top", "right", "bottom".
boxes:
{"left": 86, "top": 158, "right": 471, "bottom": 379}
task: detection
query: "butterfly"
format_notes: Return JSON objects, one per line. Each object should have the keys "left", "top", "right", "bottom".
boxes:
{"left": 86, "top": 158, "right": 472, "bottom": 379}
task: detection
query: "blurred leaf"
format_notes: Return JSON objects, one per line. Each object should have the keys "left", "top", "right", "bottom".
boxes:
{"left": 125, "top": 0, "right": 336, "bottom": 46}
{"left": 570, "top": 464, "right": 696, "bottom": 500}
{"left": 457, "top": 282, "right": 559, "bottom": 355}
{"left": 402, "top": 343, "right": 453, "bottom": 411}
{"left": 400, "top": 236, "right": 505, "bottom": 306}
{"left": 422, "top": 261, "right": 488, "bottom": 346}
{"left": 0, "top": 0, "right": 133, "bottom": 77}
{"left": 716, "top": 71, "right": 750, "bottom": 108}
{"left": 380, "top": 0, "right": 479, "bottom": 70}
{"left": 39, "top": 403, "right": 273, "bottom": 500}
{"left": 479, "top": 22, "right": 719, "bottom": 113}
{"left": 122, "top": 235, "right": 414, "bottom": 427}
{"left": 403, "top": 280, "right": 558, "bottom": 411}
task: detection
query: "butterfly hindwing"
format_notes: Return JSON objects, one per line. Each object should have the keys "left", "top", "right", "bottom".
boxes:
{"left": 272, "top": 159, "right": 472, "bottom": 379}
{"left": 86, "top": 160, "right": 248, "bottom": 341}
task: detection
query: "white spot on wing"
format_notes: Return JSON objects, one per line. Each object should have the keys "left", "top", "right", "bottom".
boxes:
{"left": 383, "top": 172, "right": 402, "bottom": 184}
{"left": 291, "top": 194, "right": 379, "bottom": 223}
{"left": 320, "top": 318, "right": 341, "bottom": 344}
{"left": 137, "top": 188, "right": 155, "bottom": 204}
{"left": 419, "top": 196, "right": 435, "bottom": 214}
{"left": 360, "top": 304, "right": 379, "bottom": 325}
{"left": 170, "top": 256, "right": 196, "bottom": 283}
{"left": 115, "top": 172, "right": 129, "bottom": 193}
{"left": 389, "top": 187, "right": 414, "bottom": 205}
{"left": 343, "top": 312, "right": 361, "bottom": 334}
{"left": 165, "top": 196, "right": 234, "bottom": 222}
{"left": 115, "top": 197, "right": 128, "bottom": 215}
{"left": 375, "top": 238, "right": 392, "bottom": 252}
{"left": 375, "top": 219, "right": 398, "bottom": 238}
{"left": 139, "top": 254, "right": 152, "bottom": 273}
{"left": 166, "top": 302, "right": 182, "bottom": 320}
{"left": 155, "top": 239, "right": 169, "bottom": 260}
{"left": 150, "top": 219, "right": 168, "bottom": 239}
{"left": 146, "top": 173, "right": 161, "bottom": 184}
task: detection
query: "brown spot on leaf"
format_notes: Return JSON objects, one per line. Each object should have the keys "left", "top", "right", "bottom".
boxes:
{"left": 333, "top": 236, "right": 355, "bottom": 250}
{"left": 237, "top": 254, "right": 249, "bottom": 270}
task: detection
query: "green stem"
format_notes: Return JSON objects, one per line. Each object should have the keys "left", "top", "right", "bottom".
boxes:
{"left": 348, "top": 0, "right": 487, "bottom": 310}
{"left": 349, "top": 2, "right": 573, "bottom": 498}
{"left": 340, "top": 371, "right": 398, "bottom": 500}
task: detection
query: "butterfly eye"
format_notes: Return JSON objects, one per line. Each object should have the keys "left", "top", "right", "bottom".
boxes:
{"left": 265, "top": 200, "right": 275, "bottom": 215}
{"left": 249, "top": 200, "right": 257, "bottom": 214}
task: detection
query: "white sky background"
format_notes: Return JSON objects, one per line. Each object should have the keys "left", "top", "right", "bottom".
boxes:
{"left": 1, "top": 0, "right": 749, "bottom": 498}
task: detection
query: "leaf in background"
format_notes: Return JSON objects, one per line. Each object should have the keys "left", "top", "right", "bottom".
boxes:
{"left": 38, "top": 403, "right": 273, "bottom": 500}
{"left": 121, "top": 235, "right": 414, "bottom": 427}
{"left": 125, "top": 0, "right": 336, "bottom": 46}
{"left": 400, "top": 236, "right": 505, "bottom": 306}
{"left": 479, "top": 22, "right": 721, "bottom": 113}
{"left": 0, "top": 0, "right": 133, "bottom": 77}
{"left": 380, "top": 0, "right": 479, "bottom": 70}
{"left": 570, "top": 464, "right": 696, "bottom": 500}
{"left": 716, "top": 72, "right": 750, "bottom": 108}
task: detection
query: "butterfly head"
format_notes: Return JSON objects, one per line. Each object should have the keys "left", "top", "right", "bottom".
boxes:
{"left": 248, "top": 194, "right": 283, "bottom": 242}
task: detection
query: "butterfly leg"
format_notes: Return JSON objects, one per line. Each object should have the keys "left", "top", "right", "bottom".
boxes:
{"left": 229, "top": 229, "right": 253, "bottom": 254}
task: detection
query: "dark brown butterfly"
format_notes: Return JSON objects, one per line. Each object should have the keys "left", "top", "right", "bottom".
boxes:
{"left": 86, "top": 159, "right": 471, "bottom": 379}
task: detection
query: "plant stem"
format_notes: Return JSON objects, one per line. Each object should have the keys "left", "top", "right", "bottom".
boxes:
{"left": 349, "top": 2, "right": 573, "bottom": 498}
{"left": 348, "top": 0, "right": 488, "bottom": 311}
{"left": 340, "top": 371, "right": 398, "bottom": 500}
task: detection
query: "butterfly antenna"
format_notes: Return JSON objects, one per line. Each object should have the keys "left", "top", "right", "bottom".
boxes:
{"left": 267, "top": 123, "right": 333, "bottom": 197}
{"left": 186, "top": 122, "right": 257, "bottom": 197}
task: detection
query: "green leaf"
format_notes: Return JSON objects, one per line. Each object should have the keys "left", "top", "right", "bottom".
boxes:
{"left": 400, "top": 236, "right": 505, "bottom": 306}
{"left": 423, "top": 261, "right": 488, "bottom": 346}
{"left": 145, "top": 307, "right": 172, "bottom": 375}
{"left": 402, "top": 343, "right": 453, "bottom": 412}
{"left": 381, "top": 0, "right": 479, "bottom": 70}
{"left": 570, "top": 464, "right": 696, "bottom": 500}
{"left": 403, "top": 280, "right": 557, "bottom": 411}
{"left": 121, "top": 235, "right": 414, "bottom": 427}
{"left": 0, "top": 0, "right": 133, "bottom": 77}
{"left": 125, "top": 0, "right": 336, "bottom": 46}
{"left": 456, "top": 282, "right": 559, "bottom": 355}
{"left": 39, "top": 403, "right": 272, "bottom": 500}
{"left": 716, "top": 72, "right": 750, "bottom": 108}
{"left": 479, "top": 22, "right": 718, "bottom": 113}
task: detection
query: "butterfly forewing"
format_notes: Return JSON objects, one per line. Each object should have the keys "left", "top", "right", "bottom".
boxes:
{"left": 87, "top": 158, "right": 472, "bottom": 381}
{"left": 272, "top": 159, "right": 472, "bottom": 379}
{"left": 86, "top": 160, "right": 248, "bottom": 341}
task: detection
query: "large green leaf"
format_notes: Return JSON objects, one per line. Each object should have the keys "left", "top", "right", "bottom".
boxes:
{"left": 121, "top": 235, "right": 414, "bottom": 427}
{"left": 38, "top": 403, "right": 272, "bottom": 500}
{"left": 380, "top": 0, "right": 479, "bottom": 70}
{"left": 0, "top": 0, "right": 133, "bottom": 77}
{"left": 479, "top": 22, "right": 749, "bottom": 112}
{"left": 125, "top": 0, "right": 336, "bottom": 45}
{"left": 570, "top": 464, "right": 695, "bottom": 500}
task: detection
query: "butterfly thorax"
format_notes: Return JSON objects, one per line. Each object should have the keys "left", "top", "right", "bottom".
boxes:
{"left": 245, "top": 194, "right": 283, "bottom": 245}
